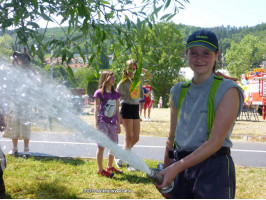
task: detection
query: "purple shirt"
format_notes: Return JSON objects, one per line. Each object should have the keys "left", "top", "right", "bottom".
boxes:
{"left": 93, "top": 89, "right": 120, "bottom": 125}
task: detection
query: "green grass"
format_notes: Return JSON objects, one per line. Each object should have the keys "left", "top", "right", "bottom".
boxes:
{"left": 4, "top": 156, "right": 161, "bottom": 199}
{"left": 4, "top": 108, "right": 266, "bottom": 198}
{"left": 4, "top": 155, "right": 266, "bottom": 199}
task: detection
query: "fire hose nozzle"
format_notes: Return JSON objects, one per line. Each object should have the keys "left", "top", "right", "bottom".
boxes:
{"left": 147, "top": 164, "right": 175, "bottom": 194}
{"left": 146, "top": 168, "right": 164, "bottom": 185}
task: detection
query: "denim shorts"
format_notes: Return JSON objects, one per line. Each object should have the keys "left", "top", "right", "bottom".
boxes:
{"left": 97, "top": 122, "right": 118, "bottom": 147}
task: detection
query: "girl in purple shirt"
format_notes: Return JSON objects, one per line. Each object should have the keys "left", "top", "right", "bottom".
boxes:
{"left": 94, "top": 70, "right": 122, "bottom": 178}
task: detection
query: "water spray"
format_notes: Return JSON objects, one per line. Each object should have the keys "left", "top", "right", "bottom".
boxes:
{"left": 0, "top": 63, "right": 152, "bottom": 174}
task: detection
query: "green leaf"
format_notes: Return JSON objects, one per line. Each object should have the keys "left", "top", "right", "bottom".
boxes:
{"left": 121, "top": 77, "right": 127, "bottom": 83}
{"left": 77, "top": 46, "right": 86, "bottom": 64}
{"left": 137, "top": 18, "right": 141, "bottom": 30}
{"left": 27, "top": 22, "right": 40, "bottom": 29}
{"left": 146, "top": 19, "right": 153, "bottom": 29}
{"left": 143, "top": 55, "right": 157, "bottom": 65}
{"left": 40, "top": 5, "right": 44, "bottom": 13}
{"left": 40, "top": 13, "right": 52, "bottom": 21}
{"left": 117, "top": 27, "right": 122, "bottom": 35}
{"left": 89, "top": 54, "right": 96, "bottom": 66}
{"left": 30, "top": 44, "right": 36, "bottom": 56}
{"left": 98, "top": 10, "right": 101, "bottom": 20}
{"left": 153, "top": 5, "right": 163, "bottom": 17}
{"left": 62, "top": 51, "right": 67, "bottom": 64}
{"left": 100, "top": 0, "right": 110, "bottom": 5}
{"left": 31, "top": 0, "right": 38, "bottom": 10}
{"left": 14, "top": 16, "right": 20, "bottom": 26}
{"left": 67, "top": 56, "right": 72, "bottom": 65}
{"left": 130, "top": 80, "right": 141, "bottom": 93}
{"left": 130, "top": 62, "right": 143, "bottom": 93}
{"left": 160, "top": 14, "right": 171, "bottom": 20}
{"left": 117, "top": 38, "right": 124, "bottom": 46}
{"left": 126, "top": 17, "right": 131, "bottom": 30}
{"left": 115, "top": 50, "right": 121, "bottom": 57}
{"left": 71, "top": 34, "right": 83, "bottom": 42}
{"left": 102, "top": 30, "right": 106, "bottom": 41}
{"left": 164, "top": 0, "right": 171, "bottom": 9}
{"left": 67, "top": 66, "right": 76, "bottom": 88}
{"left": 60, "top": 16, "right": 68, "bottom": 25}
{"left": 166, "top": 14, "right": 176, "bottom": 21}
{"left": 37, "top": 46, "right": 45, "bottom": 59}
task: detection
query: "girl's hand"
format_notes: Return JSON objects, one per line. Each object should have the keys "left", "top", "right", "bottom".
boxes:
{"left": 155, "top": 164, "right": 178, "bottom": 189}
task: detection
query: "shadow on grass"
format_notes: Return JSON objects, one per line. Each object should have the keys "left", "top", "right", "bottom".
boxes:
{"left": 32, "top": 156, "right": 86, "bottom": 166}
{"left": 12, "top": 154, "right": 86, "bottom": 166}
{"left": 5, "top": 182, "right": 81, "bottom": 199}
{"left": 35, "top": 182, "right": 79, "bottom": 199}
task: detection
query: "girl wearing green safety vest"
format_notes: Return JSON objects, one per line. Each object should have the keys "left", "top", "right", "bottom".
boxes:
{"left": 156, "top": 30, "right": 244, "bottom": 199}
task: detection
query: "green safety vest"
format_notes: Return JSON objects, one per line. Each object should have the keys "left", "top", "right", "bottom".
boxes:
{"left": 176, "top": 75, "right": 223, "bottom": 142}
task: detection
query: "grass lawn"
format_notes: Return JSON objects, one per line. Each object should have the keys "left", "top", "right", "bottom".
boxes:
{"left": 4, "top": 107, "right": 266, "bottom": 198}
{"left": 4, "top": 156, "right": 266, "bottom": 199}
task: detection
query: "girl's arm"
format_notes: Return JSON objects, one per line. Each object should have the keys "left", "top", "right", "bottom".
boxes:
{"left": 116, "top": 81, "right": 126, "bottom": 99}
{"left": 116, "top": 98, "right": 121, "bottom": 133}
{"left": 164, "top": 97, "right": 177, "bottom": 167}
{"left": 94, "top": 97, "right": 100, "bottom": 129}
{"left": 158, "top": 87, "right": 240, "bottom": 188}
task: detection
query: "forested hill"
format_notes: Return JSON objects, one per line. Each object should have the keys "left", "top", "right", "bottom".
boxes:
{"left": 1, "top": 22, "right": 265, "bottom": 56}
{"left": 176, "top": 23, "right": 266, "bottom": 55}
{"left": 40, "top": 22, "right": 266, "bottom": 55}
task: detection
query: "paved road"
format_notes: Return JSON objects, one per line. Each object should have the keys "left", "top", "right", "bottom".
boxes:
{"left": 1, "top": 132, "right": 265, "bottom": 167}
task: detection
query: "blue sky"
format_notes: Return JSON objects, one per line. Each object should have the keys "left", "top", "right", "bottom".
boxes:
{"left": 39, "top": 0, "right": 266, "bottom": 28}
{"left": 170, "top": 0, "right": 266, "bottom": 27}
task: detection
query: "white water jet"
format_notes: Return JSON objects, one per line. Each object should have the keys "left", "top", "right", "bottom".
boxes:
{"left": 0, "top": 63, "right": 151, "bottom": 174}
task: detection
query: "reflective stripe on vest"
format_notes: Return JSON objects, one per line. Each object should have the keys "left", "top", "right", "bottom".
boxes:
{"left": 176, "top": 75, "right": 223, "bottom": 141}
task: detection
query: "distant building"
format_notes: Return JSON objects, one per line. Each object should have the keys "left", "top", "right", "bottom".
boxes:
{"left": 44, "top": 54, "right": 113, "bottom": 71}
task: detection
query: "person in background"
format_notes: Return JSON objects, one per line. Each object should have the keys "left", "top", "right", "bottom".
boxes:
{"left": 139, "top": 68, "right": 149, "bottom": 120}
{"left": 116, "top": 59, "right": 144, "bottom": 171}
{"left": 158, "top": 96, "right": 163, "bottom": 109}
{"left": 6, "top": 48, "right": 33, "bottom": 154}
{"left": 157, "top": 30, "right": 244, "bottom": 198}
{"left": 139, "top": 87, "right": 147, "bottom": 121}
{"left": 241, "top": 74, "right": 248, "bottom": 85}
{"left": 143, "top": 80, "right": 153, "bottom": 121}
{"left": 150, "top": 90, "right": 155, "bottom": 108}
{"left": 94, "top": 70, "right": 122, "bottom": 178}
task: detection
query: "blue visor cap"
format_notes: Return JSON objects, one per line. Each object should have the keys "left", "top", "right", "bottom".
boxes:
{"left": 186, "top": 30, "right": 218, "bottom": 52}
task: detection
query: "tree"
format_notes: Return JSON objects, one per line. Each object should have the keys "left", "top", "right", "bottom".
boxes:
{"left": 0, "top": 0, "right": 189, "bottom": 92}
{"left": 225, "top": 34, "right": 266, "bottom": 79}
{"left": 0, "top": 0, "right": 189, "bottom": 65}
{"left": 44, "top": 64, "right": 71, "bottom": 86}
{"left": 130, "top": 22, "right": 184, "bottom": 107}
{"left": 0, "top": 34, "right": 12, "bottom": 61}
{"left": 74, "top": 67, "right": 99, "bottom": 96}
